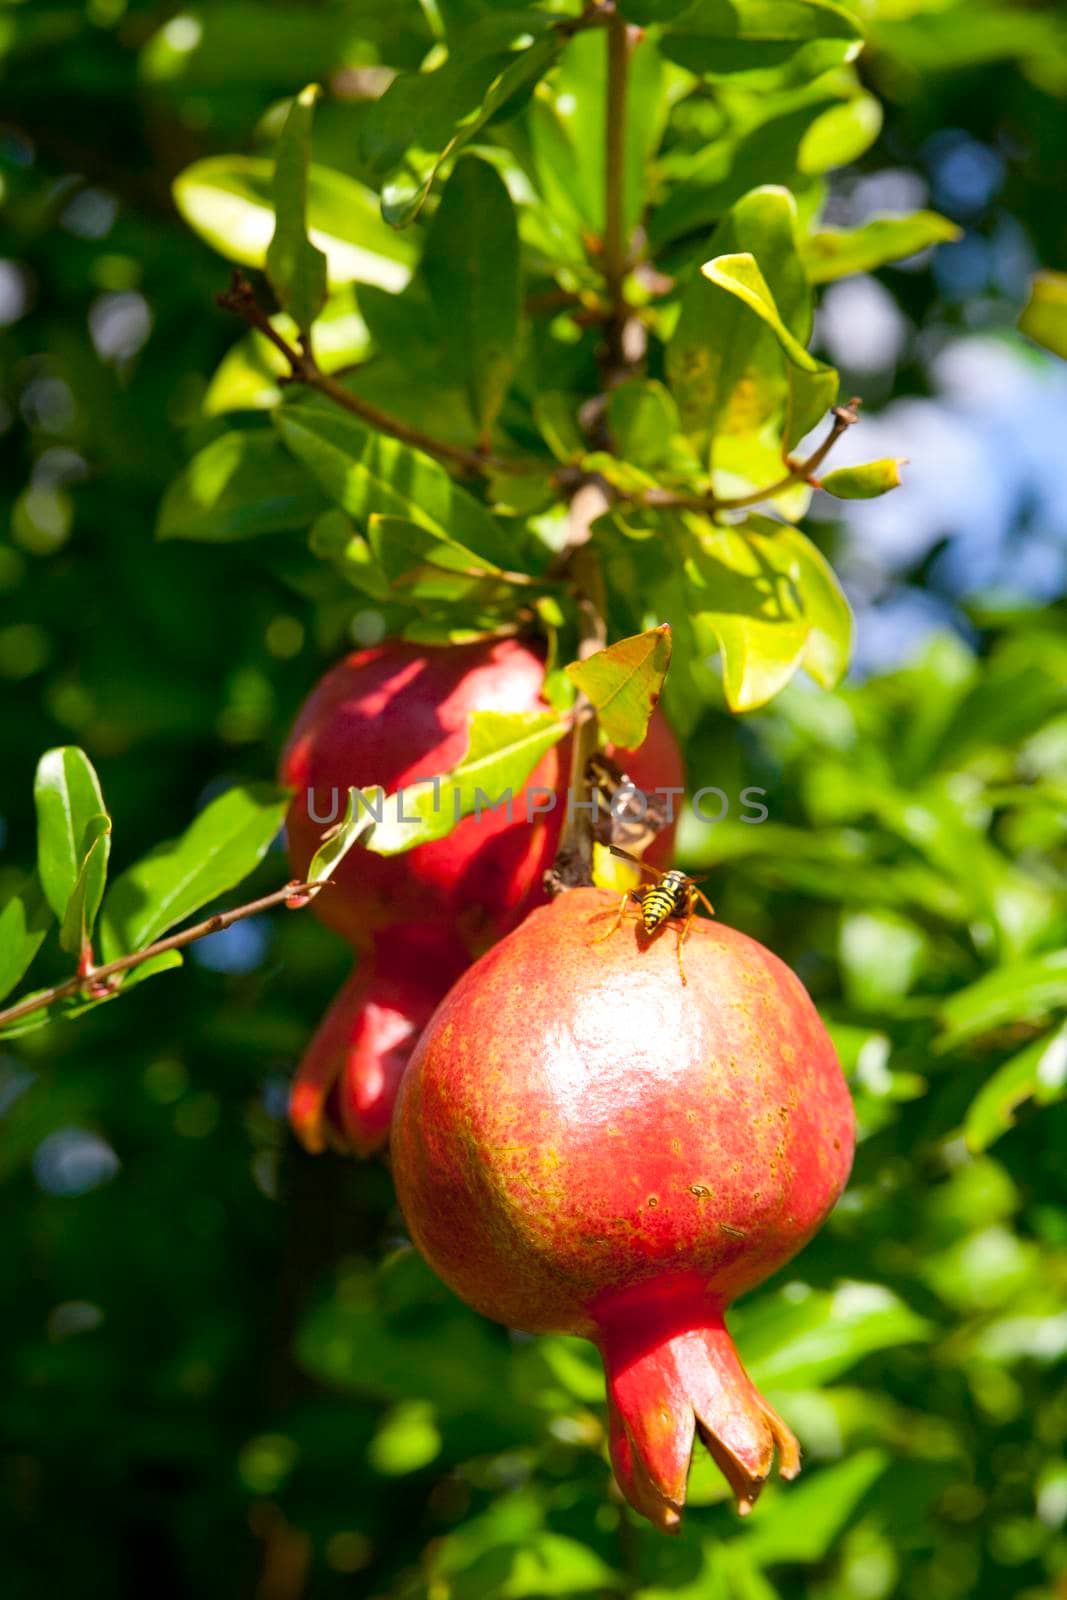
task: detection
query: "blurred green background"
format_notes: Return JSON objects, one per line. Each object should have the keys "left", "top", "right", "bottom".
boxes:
{"left": 2, "top": 2, "right": 1067, "bottom": 1597}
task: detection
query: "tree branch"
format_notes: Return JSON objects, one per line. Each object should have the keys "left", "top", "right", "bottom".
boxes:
{"left": 634, "top": 400, "right": 863, "bottom": 516}
{"left": 216, "top": 274, "right": 542, "bottom": 478}
{"left": 0, "top": 879, "right": 324, "bottom": 1032}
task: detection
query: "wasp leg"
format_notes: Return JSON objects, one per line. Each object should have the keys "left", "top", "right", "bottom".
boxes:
{"left": 675, "top": 904, "right": 698, "bottom": 985}
{"left": 591, "top": 893, "right": 634, "bottom": 946}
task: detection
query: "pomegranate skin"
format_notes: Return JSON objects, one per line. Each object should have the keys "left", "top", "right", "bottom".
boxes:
{"left": 289, "top": 923, "right": 469, "bottom": 1157}
{"left": 282, "top": 639, "right": 684, "bottom": 956}
{"left": 392, "top": 889, "right": 854, "bottom": 1529}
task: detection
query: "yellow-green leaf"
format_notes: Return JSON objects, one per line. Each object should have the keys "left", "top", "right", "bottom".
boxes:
{"left": 701, "top": 251, "right": 820, "bottom": 372}
{"left": 801, "top": 212, "right": 962, "bottom": 283}
{"left": 365, "top": 711, "right": 568, "bottom": 855}
{"left": 1019, "top": 269, "right": 1067, "bottom": 360}
{"left": 820, "top": 458, "right": 906, "bottom": 499}
{"left": 565, "top": 625, "right": 672, "bottom": 748}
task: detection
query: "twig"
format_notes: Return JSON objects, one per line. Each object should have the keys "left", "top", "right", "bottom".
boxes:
{"left": 0, "top": 879, "right": 323, "bottom": 1032}
{"left": 635, "top": 401, "right": 863, "bottom": 516}
{"left": 216, "top": 274, "right": 542, "bottom": 478}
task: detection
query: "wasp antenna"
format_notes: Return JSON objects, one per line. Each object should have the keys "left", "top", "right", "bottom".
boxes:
{"left": 607, "top": 844, "right": 667, "bottom": 883}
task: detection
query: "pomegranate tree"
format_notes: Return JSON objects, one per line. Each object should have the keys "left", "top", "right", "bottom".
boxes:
{"left": 392, "top": 889, "right": 854, "bottom": 1530}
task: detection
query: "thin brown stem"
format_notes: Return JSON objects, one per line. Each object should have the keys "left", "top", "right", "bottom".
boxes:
{"left": 635, "top": 400, "right": 863, "bottom": 516}
{"left": 216, "top": 274, "right": 541, "bottom": 478}
{"left": 0, "top": 879, "right": 322, "bottom": 1032}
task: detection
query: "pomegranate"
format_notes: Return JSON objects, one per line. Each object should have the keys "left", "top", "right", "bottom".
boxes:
{"left": 289, "top": 922, "right": 469, "bottom": 1156}
{"left": 281, "top": 638, "right": 683, "bottom": 957}
{"left": 391, "top": 889, "right": 854, "bottom": 1530}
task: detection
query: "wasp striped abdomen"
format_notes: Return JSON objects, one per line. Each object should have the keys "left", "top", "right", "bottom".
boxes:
{"left": 639, "top": 874, "right": 690, "bottom": 931}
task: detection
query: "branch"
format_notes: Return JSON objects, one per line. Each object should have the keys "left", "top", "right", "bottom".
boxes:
{"left": 635, "top": 400, "right": 863, "bottom": 516}
{"left": 216, "top": 274, "right": 542, "bottom": 479}
{"left": 0, "top": 879, "right": 324, "bottom": 1032}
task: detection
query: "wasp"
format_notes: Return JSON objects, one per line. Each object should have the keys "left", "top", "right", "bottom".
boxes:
{"left": 591, "top": 845, "right": 715, "bottom": 986}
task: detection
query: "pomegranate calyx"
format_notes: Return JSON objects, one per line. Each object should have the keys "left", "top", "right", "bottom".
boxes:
{"left": 595, "top": 1282, "right": 800, "bottom": 1531}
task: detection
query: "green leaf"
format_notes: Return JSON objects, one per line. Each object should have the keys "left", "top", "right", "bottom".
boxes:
{"left": 1019, "top": 269, "right": 1067, "bottom": 360}
{"left": 305, "top": 787, "right": 381, "bottom": 886}
{"left": 741, "top": 1451, "right": 888, "bottom": 1566}
{"left": 619, "top": 0, "right": 695, "bottom": 19}
{"left": 173, "top": 156, "right": 415, "bottom": 292}
{"left": 365, "top": 711, "right": 567, "bottom": 855}
{"left": 939, "top": 951, "right": 1067, "bottom": 1050}
{"left": 422, "top": 156, "right": 520, "bottom": 437}
{"left": 361, "top": 23, "right": 564, "bottom": 227}
{"left": 564, "top": 626, "right": 672, "bottom": 748}
{"left": 657, "top": 0, "right": 863, "bottom": 78}
{"left": 100, "top": 783, "right": 289, "bottom": 959}
{"left": 682, "top": 515, "right": 852, "bottom": 710}
{"left": 797, "top": 94, "right": 883, "bottom": 175}
{"left": 367, "top": 514, "right": 504, "bottom": 587}
{"left": 265, "top": 85, "right": 328, "bottom": 338}
{"left": 964, "top": 1024, "right": 1067, "bottom": 1152}
{"left": 34, "top": 747, "right": 108, "bottom": 921}
{"left": 701, "top": 251, "right": 820, "bottom": 372}
{"left": 839, "top": 908, "right": 927, "bottom": 1010}
{"left": 59, "top": 814, "right": 112, "bottom": 958}
{"left": 820, "top": 458, "right": 906, "bottom": 499}
{"left": 667, "top": 187, "right": 813, "bottom": 484}
{"left": 736, "top": 1281, "right": 931, "bottom": 1390}
{"left": 203, "top": 290, "right": 371, "bottom": 416}
{"left": 533, "top": 393, "right": 585, "bottom": 464}
{"left": 274, "top": 397, "right": 513, "bottom": 568}
{"left": 800, "top": 212, "right": 962, "bottom": 283}
{"left": 606, "top": 380, "right": 681, "bottom": 470}
{"left": 0, "top": 876, "right": 52, "bottom": 1002}
{"left": 784, "top": 363, "right": 839, "bottom": 451}
{"left": 157, "top": 431, "right": 328, "bottom": 542}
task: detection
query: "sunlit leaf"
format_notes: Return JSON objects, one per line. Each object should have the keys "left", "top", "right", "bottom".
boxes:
{"left": 157, "top": 431, "right": 328, "bottom": 542}
{"left": 657, "top": 0, "right": 863, "bottom": 79}
{"left": 797, "top": 94, "right": 883, "bottom": 175}
{"left": 59, "top": 814, "right": 112, "bottom": 958}
{"left": 361, "top": 20, "right": 564, "bottom": 226}
{"left": 801, "top": 212, "right": 962, "bottom": 283}
{"left": 1019, "top": 269, "right": 1067, "bottom": 360}
{"left": 173, "top": 155, "right": 415, "bottom": 291}
{"left": 305, "top": 787, "right": 381, "bottom": 885}
{"left": 34, "top": 747, "right": 107, "bottom": 922}
{"left": 682, "top": 515, "right": 851, "bottom": 710}
{"left": 939, "top": 951, "right": 1067, "bottom": 1050}
{"left": 701, "top": 251, "right": 820, "bottom": 372}
{"left": 100, "top": 783, "right": 289, "bottom": 958}
{"left": 736, "top": 1281, "right": 932, "bottom": 1390}
{"left": 0, "top": 876, "right": 52, "bottom": 1002}
{"left": 565, "top": 625, "right": 672, "bottom": 748}
{"left": 274, "top": 397, "right": 513, "bottom": 568}
{"left": 741, "top": 1450, "right": 888, "bottom": 1565}
{"left": 365, "top": 710, "right": 568, "bottom": 854}
{"left": 964, "top": 1024, "right": 1067, "bottom": 1152}
{"left": 606, "top": 380, "right": 681, "bottom": 470}
{"left": 820, "top": 458, "right": 906, "bottom": 499}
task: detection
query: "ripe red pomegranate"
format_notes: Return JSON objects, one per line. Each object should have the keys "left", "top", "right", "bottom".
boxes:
{"left": 391, "top": 889, "right": 854, "bottom": 1531}
{"left": 290, "top": 923, "right": 469, "bottom": 1156}
{"left": 281, "top": 638, "right": 683, "bottom": 957}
